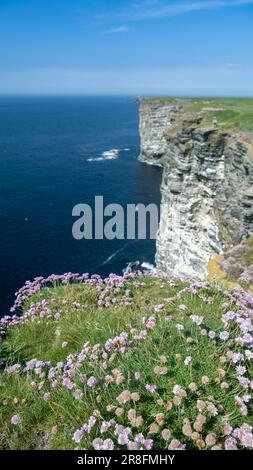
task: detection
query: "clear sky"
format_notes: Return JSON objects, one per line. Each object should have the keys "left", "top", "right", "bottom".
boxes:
{"left": 0, "top": 0, "right": 253, "bottom": 95}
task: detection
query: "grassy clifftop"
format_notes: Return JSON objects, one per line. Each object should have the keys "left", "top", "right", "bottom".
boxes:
{"left": 1, "top": 272, "right": 253, "bottom": 450}
{"left": 142, "top": 97, "right": 253, "bottom": 136}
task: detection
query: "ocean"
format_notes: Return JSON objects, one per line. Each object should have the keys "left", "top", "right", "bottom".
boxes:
{"left": 0, "top": 96, "right": 162, "bottom": 315}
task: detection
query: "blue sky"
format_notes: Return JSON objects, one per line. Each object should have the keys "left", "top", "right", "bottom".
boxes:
{"left": 0, "top": 0, "right": 253, "bottom": 95}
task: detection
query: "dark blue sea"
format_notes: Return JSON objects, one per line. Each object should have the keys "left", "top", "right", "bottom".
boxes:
{"left": 0, "top": 96, "right": 162, "bottom": 315}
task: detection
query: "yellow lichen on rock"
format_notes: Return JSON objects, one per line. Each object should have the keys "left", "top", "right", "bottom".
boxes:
{"left": 208, "top": 254, "right": 226, "bottom": 282}
{"left": 208, "top": 254, "right": 240, "bottom": 290}
{"left": 208, "top": 252, "right": 253, "bottom": 292}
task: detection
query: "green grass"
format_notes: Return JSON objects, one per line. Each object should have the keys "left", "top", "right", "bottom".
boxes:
{"left": 142, "top": 97, "right": 253, "bottom": 134}
{"left": 0, "top": 275, "right": 253, "bottom": 450}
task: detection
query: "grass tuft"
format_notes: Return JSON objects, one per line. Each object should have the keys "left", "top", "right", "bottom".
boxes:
{"left": 0, "top": 274, "right": 253, "bottom": 450}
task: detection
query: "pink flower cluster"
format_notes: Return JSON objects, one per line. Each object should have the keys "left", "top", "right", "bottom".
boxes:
{"left": 2, "top": 272, "right": 253, "bottom": 450}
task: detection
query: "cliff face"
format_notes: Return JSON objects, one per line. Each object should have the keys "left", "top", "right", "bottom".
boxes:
{"left": 139, "top": 100, "right": 253, "bottom": 278}
{"left": 139, "top": 100, "right": 181, "bottom": 166}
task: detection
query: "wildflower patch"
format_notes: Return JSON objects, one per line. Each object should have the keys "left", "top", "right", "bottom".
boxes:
{"left": 1, "top": 273, "right": 253, "bottom": 450}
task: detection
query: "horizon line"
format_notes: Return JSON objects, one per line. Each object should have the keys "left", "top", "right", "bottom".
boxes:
{"left": 0, "top": 93, "right": 253, "bottom": 98}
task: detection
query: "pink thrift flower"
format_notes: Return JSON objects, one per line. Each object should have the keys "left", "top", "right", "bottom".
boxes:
{"left": 162, "top": 429, "right": 171, "bottom": 441}
{"left": 220, "top": 331, "right": 229, "bottom": 341}
{"left": 190, "top": 315, "right": 203, "bottom": 326}
{"left": 11, "top": 414, "right": 21, "bottom": 425}
{"left": 202, "top": 375, "right": 210, "bottom": 385}
{"left": 225, "top": 437, "right": 237, "bottom": 450}
{"left": 73, "top": 429, "right": 83, "bottom": 443}
{"left": 154, "top": 304, "right": 164, "bottom": 313}
{"left": 43, "top": 392, "right": 51, "bottom": 401}
{"left": 169, "top": 439, "right": 186, "bottom": 450}
{"left": 116, "top": 390, "right": 131, "bottom": 404}
{"left": 144, "top": 439, "right": 153, "bottom": 450}
{"left": 189, "top": 382, "right": 198, "bottom": 392}
{"left": 87, "top": 376, "right": 99, "bottom": 388}
{"left": 74, "top": 389, "right": 84, "bottom": 400}
{"left": 179, "top": 304, "right": 188, "bottom": 311}
{"left": 205, "top": 433, "right": 217, "bottom": 446}
{"left": 134, "top": 372, "right": 141, "bottom": 380}
{"left": 184, "top": 356, "right": 192, "bottom": 366}
{"left": 146, "top": 384, "right": 157, "bottom": 393}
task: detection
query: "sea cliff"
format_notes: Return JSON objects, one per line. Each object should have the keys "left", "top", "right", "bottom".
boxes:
{"left": 139, "top": 98, "right": 253, "bottom": 278}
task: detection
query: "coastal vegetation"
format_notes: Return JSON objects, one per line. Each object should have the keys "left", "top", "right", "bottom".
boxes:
{"left": 142, "top": 97, "right": 253, "bottom": 135}
{"left": 0, "top": 270, "right": 253, "bottom": 450}
{"left": 209, "top": 237, "right": 253, "bottom": 291}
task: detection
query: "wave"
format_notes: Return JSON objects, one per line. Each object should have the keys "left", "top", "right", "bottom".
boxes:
{"left": 123, "top": 260, "right": 156, "bottom": 274}
{"left": 87, "top": 156, "right": 106, "bottom": 162}
{"left": 87, "top": 147, "right": 131, "bottom": 163}
{"left": 101, "top": 149, "right": 120, "bottom": 158}
{"left": 98, "top": 240, "right": 137, "bottom": 268}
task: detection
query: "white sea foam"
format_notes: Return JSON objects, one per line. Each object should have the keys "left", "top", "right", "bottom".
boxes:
{"left": 99, "top": 241, "right": 137, "bottom": 267}
{"left": 141, "top": 262, "right": 156, "bottom": 271}
{"left": 87, "top": 148, "right": 131, "bottom": 162}
{"left": 87, "top": 148, "right": 121, "bottom": 162}
{"left": 102, "top": 149, "right": 120, "bottom": 158}
{"left": 87, "top": 157, "right": 105, "bottom": 162}
{"left": 99, "top": 246, "right": 126, "bottom": 266}
{"left": 123, "top": 260, "right": 156, "bottom": 274}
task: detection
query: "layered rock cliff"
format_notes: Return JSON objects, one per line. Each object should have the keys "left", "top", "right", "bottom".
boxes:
{"left": 139, "top": 99, "right": 253, "bottom": 278}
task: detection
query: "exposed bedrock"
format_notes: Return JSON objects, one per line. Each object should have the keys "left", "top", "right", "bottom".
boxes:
{"left": 139, "top": 100, "right": 253, "bottom": 278}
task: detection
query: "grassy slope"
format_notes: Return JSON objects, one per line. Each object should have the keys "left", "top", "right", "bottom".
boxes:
{"left": 1, "top": 275, "right": 253, "bottom": 450}
{"left": 143, "top": 97, "right": 253, "bottom": 134}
